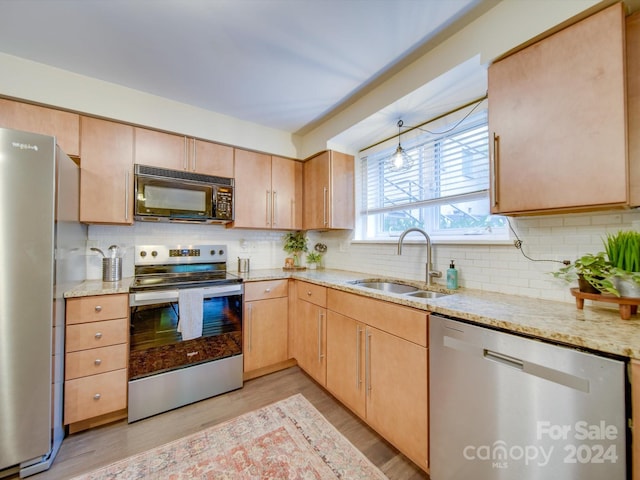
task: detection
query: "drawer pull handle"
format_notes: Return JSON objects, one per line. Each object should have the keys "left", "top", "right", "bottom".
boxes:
{"left": 95, "top": 332, "right": 103, "bottom": 339}
{"left": 93, "top": 393, "right": 101, "bottom": 400}
{"left": 307, "top": 291, "right": 312, "bottom": 296}
{"left": 95, "top": 305, "right": 102, "bottom": 312}
{"left": 94, "top": 359, "right": 102, "bottom": 366}
{"left": 265, "top": 288, "right": 271, "bottom": 293}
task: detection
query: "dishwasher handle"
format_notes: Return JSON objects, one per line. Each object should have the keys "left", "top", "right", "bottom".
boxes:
{"left": 484, "top": 349, "right": 524, "bottom": 370}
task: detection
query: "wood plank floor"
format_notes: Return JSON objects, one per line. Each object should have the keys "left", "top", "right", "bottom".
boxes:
{"left": 27, "top": 366, "right": 428, "bottom": 479}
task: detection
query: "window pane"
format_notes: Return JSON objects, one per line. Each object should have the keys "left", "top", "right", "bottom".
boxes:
{"left": 358, "top": 105, "right": 508, "bottom": 241}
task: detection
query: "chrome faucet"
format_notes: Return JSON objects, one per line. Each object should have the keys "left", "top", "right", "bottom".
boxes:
{"left": 397, "top": 227, "right": 442, "bottom": 286}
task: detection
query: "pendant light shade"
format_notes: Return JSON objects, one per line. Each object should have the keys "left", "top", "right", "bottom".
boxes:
{"left": 388, "top": 119, "right": 413, "bottom": 171}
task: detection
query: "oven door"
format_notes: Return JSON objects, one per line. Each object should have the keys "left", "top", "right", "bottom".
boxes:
{"left": 129, "top": 284, "right": 243, "bottom": 380}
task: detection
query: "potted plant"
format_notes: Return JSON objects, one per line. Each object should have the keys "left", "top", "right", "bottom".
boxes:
{"left": 283, "top": 231, "right": 308, "bottom": 267}
{"left": 306, "top": 251, "right": 322, "bottom": 269}
{"left": 551, "top": 252, "right": 617, "bottom": 295}
{"left": 604, "top": 230, "right": 640, "bottom": 297}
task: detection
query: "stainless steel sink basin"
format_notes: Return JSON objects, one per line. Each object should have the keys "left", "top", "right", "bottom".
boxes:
{"left": 405, "top": 290, "right": 449, "bottom": 299}
{"left": 349, "top": 280, "right": 419, "bottom": 294}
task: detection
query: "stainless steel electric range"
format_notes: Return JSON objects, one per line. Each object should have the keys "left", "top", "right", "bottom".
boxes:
{"left": 128, "top": 244, "right": 243, "bottom": 422}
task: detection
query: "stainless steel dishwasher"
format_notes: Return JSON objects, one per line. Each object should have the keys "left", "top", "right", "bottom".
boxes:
{"left": 429, "top": 314, "right": 628, "bottom": 480}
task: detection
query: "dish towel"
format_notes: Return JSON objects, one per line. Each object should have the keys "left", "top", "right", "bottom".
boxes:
{"left": 177, "top": 288, "right": 204, "bottom": 341}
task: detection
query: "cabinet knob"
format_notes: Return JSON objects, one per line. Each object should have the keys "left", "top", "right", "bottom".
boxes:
{"left": 94, "top": 358, "right": 102, "bottom": 366}
{"left": 95, "top": 332, "right": 103, "bottom": 339}
{"left": 307, "top": 291, "right": 312, "bottom": 296}
{"left": 95, "top": 305, "right": 102, "bottom": 312}
{"left": 93, "top": 393, "right": 101, "bottom": 400}
{"left": 265, "top": 288, "right": 271, "bottom": 293}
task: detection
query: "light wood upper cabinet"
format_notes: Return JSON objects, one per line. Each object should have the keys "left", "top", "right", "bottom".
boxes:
{"left": 193, "top": 139, "right": 234, "bottom": 177}
{"left": 303, "top": 150, "right": 354, "bottom": 230}
{"left": 272, "top": 155, "right": 302, "bottom": 230}
{"left": 0, "top": 98, "right": 80, "bottom": 156}
{"left": 488, "top": 3, "right": 631, "bottom": 215}
{"left": 233, "top": 148, "right": 301, "bottom": 229}
{"left": 80, "top": 117, "right": 134, "bottom": 224}
{"left": 134, "top": 127, "right": 186, "bottom": 171}
{"left": 134, "top": 127, "right": 233, "bottom": 177}
{"left": 627, "top": 11, "right": 640, "bottom": 207}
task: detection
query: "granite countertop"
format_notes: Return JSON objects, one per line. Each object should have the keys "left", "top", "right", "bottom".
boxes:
{"left": 64, "top": 268, "right": 640, "bottom": 359}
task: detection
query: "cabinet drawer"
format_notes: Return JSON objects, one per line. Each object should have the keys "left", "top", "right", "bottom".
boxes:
{"left": 65, "top": 344, "right": 128, "bottom": 380}
{"left": 327, "top": 289, "right": 427, "bottom": 347}
{"left": 296, "top": 281, "right": 327, "bottom": 308}
{"left": 66, "top": 294, "right": 128, "bottom": 324}
{"left": 64, "top": 369, "right": 127, "bottom": 424}
{"left": 66, "top": 318, "right": 128, "bottom": 352}
{"left": 245, "top": 279, "right": 288, "bottom": 301}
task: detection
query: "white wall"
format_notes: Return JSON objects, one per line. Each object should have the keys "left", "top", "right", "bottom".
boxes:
{"left": 88, "top": 209, "right": 640, "bottom": 305}
{"left": 312, "top": 210, "right": 640, "bottom": 303}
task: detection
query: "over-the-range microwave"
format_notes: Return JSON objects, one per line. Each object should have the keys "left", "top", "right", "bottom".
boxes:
{"left": 134, "top": 164, "right": 234, "bottom": 224}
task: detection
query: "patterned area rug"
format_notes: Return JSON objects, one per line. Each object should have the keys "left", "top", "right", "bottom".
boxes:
{"left": 70, "top": 394, "right": 388, "bottom": 479}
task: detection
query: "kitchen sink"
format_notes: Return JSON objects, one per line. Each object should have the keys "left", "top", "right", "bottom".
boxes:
{"left": 405, "top": 290, "right": 449, "bottom": 299}
{"left": 349, "top": 280, "right": 419, "bottom": 294}
{"left": 349, "top": 279, "right": 450, "bottom": 299}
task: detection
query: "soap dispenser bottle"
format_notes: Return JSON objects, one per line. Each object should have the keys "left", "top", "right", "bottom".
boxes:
{"left": 447, "top": 260, "right": 458, "bottom": 290}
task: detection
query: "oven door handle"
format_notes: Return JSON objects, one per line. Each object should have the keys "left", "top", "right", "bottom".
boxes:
{"left": 129, "top": 284, "right": 242, "bottom": 306}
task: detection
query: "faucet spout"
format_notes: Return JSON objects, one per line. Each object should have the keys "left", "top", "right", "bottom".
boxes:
{"left": 397, "top": 227, "right": 442, "bottom": 286}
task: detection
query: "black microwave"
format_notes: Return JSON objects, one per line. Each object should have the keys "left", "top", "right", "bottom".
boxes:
{"left": 134, "top": 164, "right": 234, "bottom": 224}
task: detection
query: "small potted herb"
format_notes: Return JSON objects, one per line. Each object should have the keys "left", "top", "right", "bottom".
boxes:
{"left": 306, "top": 251, "right": 322, "bottom": 269}
{"left": 283, "top": 231, "right": 308, "bottom": 268}
{"left": 551, "top": 252, "right": 617, "bottom": 295}
{"left": 604, "top": 230, "right": 640, "bottom": 297}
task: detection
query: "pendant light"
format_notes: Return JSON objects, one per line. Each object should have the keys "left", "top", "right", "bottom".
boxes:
{"left": 388, "top": 119, "right": 413, "bottom": 171}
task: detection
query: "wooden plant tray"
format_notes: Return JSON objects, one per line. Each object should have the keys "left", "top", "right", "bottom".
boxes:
{"left": 570, "top": 288, "right": 640, "bottom": 320}
{"left": 282, "top": 266, "right": 307, "bottom": 271}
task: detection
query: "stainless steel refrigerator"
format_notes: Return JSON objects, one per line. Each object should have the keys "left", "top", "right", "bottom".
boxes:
{"left": 0, "top": 127, "right": 87, "bottom": 477}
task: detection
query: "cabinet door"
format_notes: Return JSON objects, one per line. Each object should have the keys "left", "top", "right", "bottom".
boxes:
{"left": 243, "top": 297, "right": 288, "bottom": 372}
{"left": 134, "top": 127, "right": 186, "bottom": 171}
{"left": 233, "top": 148, "right": 272, "bottom": 228}
{"left": 80, "top": 117, "right": 134, "bottom": 224}
{"left": 295, "top": 299, "right": 326, "bottom": 386}
{"left": 303, "top": 150, "right": 354, "bottom": 230}
{"left": 488, "top": 3, "right": 627, "bottom": 214}
{"left": 366, "top": 325, "right": 428, "bottom": 471}
{"left": 0, "top": 98, "right": 80, "bottom": 156}
{"left": 329, "top": 151, "right": 355, "bottom": 229}
{"left": 326, "top": 311, "right": 366, "bottom": 418}
{"left": 192, "top": 139, "right": 234, "bottom": 177}
{"left": 271, "top": 156, "right": 301, "bottom": 230}
{"left": 303, "top": 151, "right": 330, "bottom": 230}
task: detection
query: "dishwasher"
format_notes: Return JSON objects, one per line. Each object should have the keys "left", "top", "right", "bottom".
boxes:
{"left": 429, "top": 314, "right": 629, "bottom": 480}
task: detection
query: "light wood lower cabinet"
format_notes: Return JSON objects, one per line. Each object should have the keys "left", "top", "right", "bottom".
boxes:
{"left": 294, "top": 281, "right": 327, "bottom": 386}
{"left": 326, "top": 289, "right": 428, "bottom": 472}
{"left": 64, "top": 294, "right": 128, "bottom": 431}
{"left": 243, "top": 280, "right": 289, "bottom": 374}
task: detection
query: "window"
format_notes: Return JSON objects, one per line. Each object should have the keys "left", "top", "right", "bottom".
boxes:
{"left": 357, "top": 105, "right": 508, "bottom": 241}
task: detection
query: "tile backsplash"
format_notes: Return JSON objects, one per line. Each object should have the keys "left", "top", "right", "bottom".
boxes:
{"left": 88, "top": 209, "right": 640, "bottom": 304}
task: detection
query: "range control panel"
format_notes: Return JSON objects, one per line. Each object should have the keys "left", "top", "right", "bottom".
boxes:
{"left": 135, "top": 244, "right": 227, "bottom": 265}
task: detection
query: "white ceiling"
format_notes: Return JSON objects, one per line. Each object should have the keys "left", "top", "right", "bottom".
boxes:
{"left": 0, "top": 0, "right": 490, "bottom": 149}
